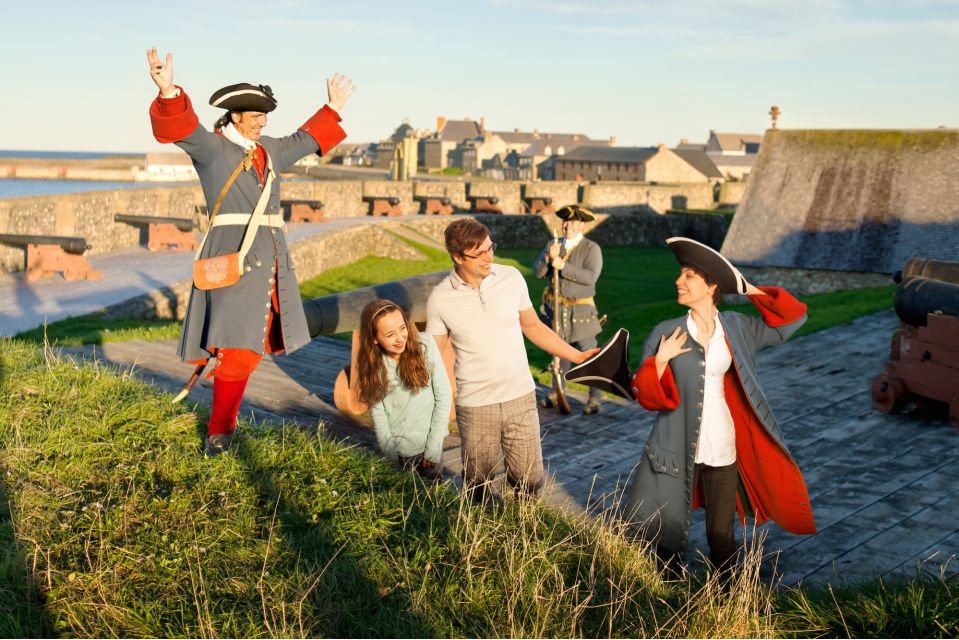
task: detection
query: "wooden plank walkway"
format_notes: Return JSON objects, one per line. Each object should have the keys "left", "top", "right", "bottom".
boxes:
{"left": 64, "top": 309, "right": 959, "bottom": 587}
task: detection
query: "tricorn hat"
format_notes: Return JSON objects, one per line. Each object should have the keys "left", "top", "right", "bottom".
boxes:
{"left": 209, "top": 83, "right": 278, "bottom": 113}
{"left": 565, "top": 328, "right": 635, "bottom": 401}
{"left": 556, "top": 204, "right": 596, "bottom": 222}
{"left": 666, "top": 237, "right": 748, "bottom": 295}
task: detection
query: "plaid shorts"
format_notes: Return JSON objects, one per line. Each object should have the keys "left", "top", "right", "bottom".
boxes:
{"left": 455, "top": 391, "right": 543, "bottom": 494}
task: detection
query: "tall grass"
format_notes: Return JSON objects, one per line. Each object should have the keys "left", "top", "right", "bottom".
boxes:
{"left": 0, "top": 338, "right": 828, "bottom": 637}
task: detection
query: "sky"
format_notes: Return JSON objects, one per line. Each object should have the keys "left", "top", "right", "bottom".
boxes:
{"left": 1, "top": 0, "right": 957, "bottom": 153}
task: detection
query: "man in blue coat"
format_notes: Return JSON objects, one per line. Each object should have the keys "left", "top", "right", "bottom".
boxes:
{"left": 147, "top": 48, "right": 354, "bottom": 457}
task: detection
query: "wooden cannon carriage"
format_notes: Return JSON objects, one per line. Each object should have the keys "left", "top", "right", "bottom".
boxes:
{"left": 114, "top": 214, "right": 199, "bottom": 252}
{"left": 872, "top": 258, "right": 959, "bottom": 430}
{"left": 0, "top": 233, "right": 102, "bottom": 281}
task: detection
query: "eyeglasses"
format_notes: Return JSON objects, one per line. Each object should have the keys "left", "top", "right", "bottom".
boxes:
{"left": 462, "top": 242, "right": 496, "bottom": 260}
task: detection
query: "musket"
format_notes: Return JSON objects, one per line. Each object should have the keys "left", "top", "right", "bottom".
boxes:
{"left": 550, "top": 230, "right": 572, "bottom": 415}
{"left": 172, "top": 361, "right": 208, "bottom": 404}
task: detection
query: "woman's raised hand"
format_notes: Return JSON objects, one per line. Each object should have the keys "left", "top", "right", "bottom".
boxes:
{"left": 147, "top": 48, "right": 174, "bottom": 96}
{"left": 655, "top": 327, "right": 692, "bottom": 367}
{"left": 326, "top": 73, "right": 356, "bottom": 113}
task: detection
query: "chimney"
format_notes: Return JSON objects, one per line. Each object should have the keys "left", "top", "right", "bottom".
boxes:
{"left": 609, "top": 136, "right": 616, "bottom": 146}
{"left": 480, "top": 117, "right": 485, "bottom": 132}
{"left": 436, "top": 116, "right": 446, "bottom": 133}
{"left": 681, "top": 137, "right": 688, "bottom": 144}
{"left": 657, "top": 143, "right": 666, "bottom": 151}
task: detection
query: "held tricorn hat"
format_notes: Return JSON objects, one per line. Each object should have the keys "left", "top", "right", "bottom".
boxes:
{"left": 209, "top": 83, "right": 278, "bottom": 113}
{"left": 666, "top": 237, "right": 749, "bottom": 295}
{"left": 565, "top": 328, "right": 635, "bottom": 401}
{"left": 555, "top": 204, "right": 596, "bottom": 222}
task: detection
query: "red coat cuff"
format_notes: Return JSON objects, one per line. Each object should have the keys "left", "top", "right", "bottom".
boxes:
{"left": 150, "top": 87, "right": 199, "bottom": 143}
{"left": 299, "top": 104, "right": 346, "bottom": 155}
{"left": 633, "top": 356, "right": 680, "bottom": 411}
{"left": 749, "top": 286, "right": 807, "bottom": 327}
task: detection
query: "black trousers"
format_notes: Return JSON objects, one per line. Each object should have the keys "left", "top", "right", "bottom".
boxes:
{"left": 696, "top": 461, "right": 739, "bottom": 571}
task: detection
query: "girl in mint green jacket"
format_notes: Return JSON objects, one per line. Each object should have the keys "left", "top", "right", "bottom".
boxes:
{"left": 356, "top": 299, "right": 452, "bottom": 479}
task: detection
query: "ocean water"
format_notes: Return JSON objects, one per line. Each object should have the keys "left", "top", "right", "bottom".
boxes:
{"left": 0, "top": 179, "right": 194, "bottom": 199}
{"left": 0, "top": 149, "right": 140, "bottom": 160}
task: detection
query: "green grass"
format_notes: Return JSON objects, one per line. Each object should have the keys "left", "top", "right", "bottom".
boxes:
{"left": 1, "top": 340, "right": 955, "bottom": 637}
{"left": 14, "top": 312, "right": 181, "bottom": 347}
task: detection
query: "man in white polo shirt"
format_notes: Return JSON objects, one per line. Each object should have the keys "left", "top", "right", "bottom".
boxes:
{"left": 427, "top": 218, "right": 599, "bottom": 502}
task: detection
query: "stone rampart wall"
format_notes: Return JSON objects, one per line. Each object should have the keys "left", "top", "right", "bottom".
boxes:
{"left": 0, "top": 177, "right": 721, "bottom": 273}
{"left": 581, "top": 182, "right": 714, "bottom": 214}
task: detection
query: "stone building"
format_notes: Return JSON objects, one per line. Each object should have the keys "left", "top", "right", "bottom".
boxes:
{"left": 553, "top": 144, "right": 709, "bottom": 182}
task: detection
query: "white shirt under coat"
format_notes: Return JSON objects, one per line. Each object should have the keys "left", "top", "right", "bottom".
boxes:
{"left": 686, "top": 310, "right": 737, "bottom": 466}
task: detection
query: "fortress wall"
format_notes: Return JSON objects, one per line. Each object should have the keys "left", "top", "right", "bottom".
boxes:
{"left": 722, "top": 129, "right": 959, "bottom": 273}
{"left": 521, "top": 183, "right": 580, "bottom": 210}
{"left": 360, "top": 180, "right": 416, "bottom": 217}
{"left": 718, "top": 181, "right": 747, "bottom": 207}
{"left": 581, "top": 182, "right": 714, "bottom": 214}
{"left": 465, "top": 181, "right": 524, "bottom": 214}
{"left": 412, "top": 181, "right": 469, "bottom": 211}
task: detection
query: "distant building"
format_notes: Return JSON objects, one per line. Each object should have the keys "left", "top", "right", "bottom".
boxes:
{"left": 672, "top": 148, "right": 723, "bottom": 183}
{"left": 144, "top": 151, "right": 197, "bottom": 180}
{"left": 422, "top": 117, "right": 484, "bottom": 169}
{"left": 554, "top": 144, "right": 709, "bottom": 183}
{"left": 705, "top": 130, "right": 763, "bottom": 179}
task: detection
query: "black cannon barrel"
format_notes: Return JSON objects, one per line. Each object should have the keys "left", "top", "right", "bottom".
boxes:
{"left": 894, "top": 276, "right": 959, "bottom": 327}
{"left": 303, "top": 271, "right": 448, "bottom": 337}
{"left": 114, "top": 213, "right": 195, "bottom": 232}
{"left": 895, "top": 258, "right": 959, "bottom": 286}
{"left": 0, "top": 234, "right": 91, "bottom": 254}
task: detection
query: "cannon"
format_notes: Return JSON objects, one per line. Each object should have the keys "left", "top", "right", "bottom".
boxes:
{"left": 363, "top": 195, "right": 403, "bottom": 217}
{"left": 467, "top": 195, "right": 502, "bottom": 214}
{"left": 303, "top": 270, "right": 448, "bottom": 337}
{"left": 114, "top": 213, "right": 198, "bottom": 252}
{"left": 895, "top": 258, "right": 959, "bottom": 287}
{"left": 302, "top": 270, "right": 454, "bottom": 416}
{"left": 413, "top": 194, "right": 454, "bottom": 216}
{"left": 522, "top": 196, "right": 555, "bottom": 216}
{"left": 0, "top": 233, "right": 102, "bottom": 281}
{"left": 872, "top": 258, "right": 959, "bottom": 430}
{"left": 281, "top": 199, "right": 326, "bottom": 223}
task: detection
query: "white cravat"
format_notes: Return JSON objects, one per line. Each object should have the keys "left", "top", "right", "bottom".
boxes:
{"left": 222, "top": 123, "right": 257, "bottom": 151}
{"left": 562, "top": 232, "right": 584, "bottom": 254}
{"left": 686, "top": 310, "right": 737, "bottom": 466}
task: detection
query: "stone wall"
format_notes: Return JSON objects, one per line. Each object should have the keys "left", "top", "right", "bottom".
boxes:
{"left": 412, "top": 181, "right": 469, "bottom": 211}
{"left": 521, "top": 183, "right": 580, "bottom": 210}
{"left": 0, "top": 185, "right": 204, "bottom": 273}
{"left": 581, "top": 182, "right": 715, "bottom": 214}
{"left": 723, "top": 128, "right": 959, "bottom": 273}
{"left": 0, "top": 177, "right": 718, "bottom": 273}
{"left": 465, "top": 182, "right": 523, "bottom": 214}
{"left": 395, "top": 211, "right": 730, "bottom": 251}
{"left": 718, "top": 181, "right": 746, "bottom": 207}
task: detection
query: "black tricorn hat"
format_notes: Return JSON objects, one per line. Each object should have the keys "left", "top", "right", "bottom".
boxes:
{"left": 556, "top": 204, "right": 596, "bottom": 222}
{"left": 565, "top": 328, "right": 635, "bottom": 401}
{"left": 209, "top": 83, "right": 278, "bottom": 113}
{"left": 666, "top": 237, "right": 748, "bottom": 295}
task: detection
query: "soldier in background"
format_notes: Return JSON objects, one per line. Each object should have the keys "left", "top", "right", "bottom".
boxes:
{"left": 534, "top": 205, "right": 605, "bottom": 415}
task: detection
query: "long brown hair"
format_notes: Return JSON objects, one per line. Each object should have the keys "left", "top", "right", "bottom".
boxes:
{"left": 356, "top": 299, "right": 430, "bottom": 406}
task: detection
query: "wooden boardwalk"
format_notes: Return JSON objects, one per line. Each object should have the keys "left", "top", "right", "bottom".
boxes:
{"left": 66, "top": 309, "right": 959, "bottom": 587}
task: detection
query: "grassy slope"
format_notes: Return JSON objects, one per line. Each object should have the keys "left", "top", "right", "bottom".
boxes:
{"left": 2, "top": 341, "right": 955, "bottom": 637}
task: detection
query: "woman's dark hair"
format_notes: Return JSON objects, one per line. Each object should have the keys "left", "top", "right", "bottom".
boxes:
{"left": 681, "top": 263, "right": 723, "bottom": 305}
{"left": 356, "top": 299, "right": 430, "bottom": 407}
{"left": 213, "top": 111, "right": 238, "bottom": 131}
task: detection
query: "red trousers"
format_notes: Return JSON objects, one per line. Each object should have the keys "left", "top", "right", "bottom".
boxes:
{"left": 204, "top": 270, "right": 284, "bottom": 436}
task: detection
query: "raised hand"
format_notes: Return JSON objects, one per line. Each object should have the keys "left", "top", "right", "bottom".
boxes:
{"left": 655, "top": 327, "right": 692, "bottom": 368}
{"left": 326, "top": 73, "right": 356, "bottom": 113}
{"left": 147, "top": 48, "right": 174, "bottom": 96}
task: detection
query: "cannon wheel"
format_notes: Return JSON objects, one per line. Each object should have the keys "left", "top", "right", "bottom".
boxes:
{"left": 872, "top": 374, "right": 907, "bottom": 414}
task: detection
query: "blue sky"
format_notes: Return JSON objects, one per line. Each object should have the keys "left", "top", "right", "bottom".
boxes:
{"left": 2, "top": 0, "right": 956, "bottom": 153}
